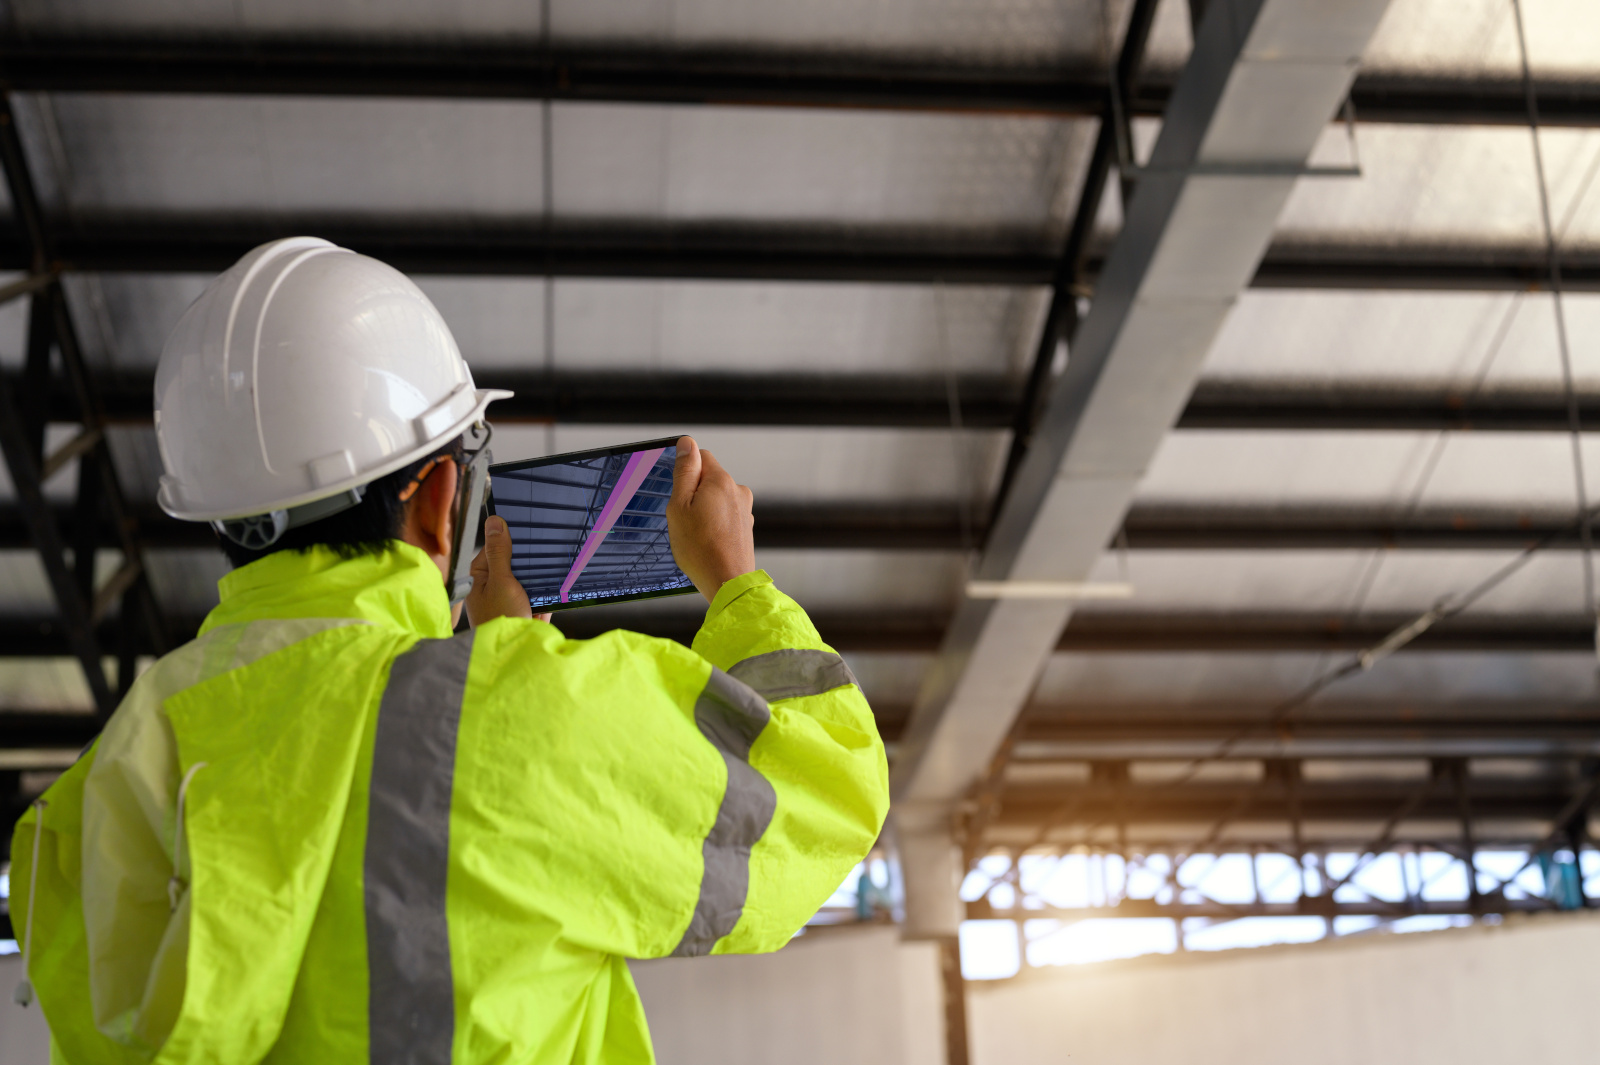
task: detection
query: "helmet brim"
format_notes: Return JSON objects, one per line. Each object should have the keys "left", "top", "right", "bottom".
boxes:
{"left": 159, "top": 388, "right": 514, "bottom": 522}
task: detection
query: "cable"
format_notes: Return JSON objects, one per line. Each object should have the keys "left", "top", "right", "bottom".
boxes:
{"left": 1512, "top": 0, "right": 1597, "bottom": 632}
{"left": 1030, "top": 509, "right": 1596, "bottom": 859}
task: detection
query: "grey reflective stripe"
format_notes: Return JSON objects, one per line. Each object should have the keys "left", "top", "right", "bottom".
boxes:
{"left": 672, "top": 667, "right": 778, "bottom": 958}
{"left": 727, "top": 648, "right": 859, "bottom": 703}
{"left": 365, "top": 631, "right": 474, "bottom": 1064}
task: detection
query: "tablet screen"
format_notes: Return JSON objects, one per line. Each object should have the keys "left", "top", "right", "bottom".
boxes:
{"left": 486, "top": 437, "right": 697, "bottom": 611}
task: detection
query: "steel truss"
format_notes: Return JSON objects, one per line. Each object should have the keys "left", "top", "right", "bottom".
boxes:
{"left": 962, "top": 755, "right": 1599, "bottom": 926}
{"left": 0, "top": 94, "right": 168, "bottom": 724}
{"left": 965, "top": 839, "right": 1591, "bottom": 933}
{"left": 962, "top": 754, "right": 1595, "bottom": 968}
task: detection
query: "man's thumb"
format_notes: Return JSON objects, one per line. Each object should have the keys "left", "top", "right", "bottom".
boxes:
{"left": 671, "top": 436, "right": 701, "bottom": 509}
{"left": 484, "top": 515, "right": 513, "bottom": 573}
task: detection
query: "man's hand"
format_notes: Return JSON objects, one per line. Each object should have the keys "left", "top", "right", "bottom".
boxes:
{"left": 668, "top": 436, "right": 756, "bottom": 604}
{"left": 465, "top": 515, "right": 537, "bottom": 626}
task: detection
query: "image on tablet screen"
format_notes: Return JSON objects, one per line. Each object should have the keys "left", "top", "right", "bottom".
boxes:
{"left": 489, "top": 442, "right": 695, "bottom": 610}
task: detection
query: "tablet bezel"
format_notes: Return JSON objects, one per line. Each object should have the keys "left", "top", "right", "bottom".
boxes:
{"left": 486, "top": 435, "right": 697, "bottom": 612}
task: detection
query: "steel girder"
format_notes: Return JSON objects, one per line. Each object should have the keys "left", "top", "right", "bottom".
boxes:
{"left": 3, "top": 38, "right": 1599, "bottom": 128}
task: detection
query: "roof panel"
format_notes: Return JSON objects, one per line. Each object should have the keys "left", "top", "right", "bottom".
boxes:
{"left": 62, "top": 273, "right": 210, "bottom": 372}
{"left": 0, "top": 426, "right": 86, "bottom": 505}
{"left": 1277, "top": 123, "right": 1600, "bottom": 249}
{"left": 1035, "top": 650, "right": 1600, "bottom": 707}
{"left": 1201, "top": 290, "right": 1600, "bottom": 388}
{"left": 1139, "top": 430, "right": 1600, "bottom": 510}
{"left": 0, "top": 553, "right": 58, "bottom": 614}
{"left": 541, "top": 280, "right": 1046, "bottom": 375}
{"left": 0, "top": 660, "right": 96, "bottom": 711}
{"left": 42, "top": 93, "right": 547, "bottom": 217}
{"left": 42, "top": 94, "right": 1091, "bottom": 233}
{"left": 755, "top": 548, "right": 962, "bottom": 611}
{"left": 492, "top": 425, "right": 1006, "bottom": 503}
{"left": 834, "top": 651, "right": 931, "bottom": 708}
{"left": 1082, "top": 548, "right": 1591, "bottom": 616}
{"left": 555, "top": 103, "right": 1090, "bottom": 232}
{"left": 144, "top": 547, "right": 228, "bottom": 615}
{"left": 0, "top": 272, "right": 36, "bottom": 372}
{"left": 1362, "top": 0, "right": 1600, "bottom": 79}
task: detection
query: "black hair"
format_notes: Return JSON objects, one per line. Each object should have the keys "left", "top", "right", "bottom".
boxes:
{"left": 217, "top": 436, "right": 464, "bottom": 569}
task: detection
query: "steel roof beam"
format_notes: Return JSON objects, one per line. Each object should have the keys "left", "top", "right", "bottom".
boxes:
{"left": 1049, "top": 612, "right": 1593, "bottom": 653}
{"left": 11, "top": 224, "right": 1600, "bottom": 289}
{"left": 7, "top": 499, "right": 1596, "bottom": 553}
{"left": 1120, "top": 503, "right": 1598, "bottom": 550}
{"left": 1008, "top": 714, "right": 1600, "bottom": 760}
{"left": 893, "top": 0, "right": 1397, "bottom": 807}
{"left": 6, "top": 705, "right": 1596, "bottom": 763}
{"left": 1018, "top": 713, "right": 1600, "bottom": 744}
{"left": 2, "top": 38, "right": 1597, "bottom": 127}
{"left": 873, "top": 709, "right": 1600, "bottom": 754}
{"left": 991, "top": 777, "right": 1583, "bottom": 826}
{"left": 971, "top": 899, "right": 1553, "bottom": 920}
{"left": 55, "top": 369, "right": 1600, "bottom": 433}
{"left": 3, "top": 609, "right": 1591, "bottom": 657}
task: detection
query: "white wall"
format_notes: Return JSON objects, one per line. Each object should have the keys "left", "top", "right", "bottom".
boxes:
{"left": 10, "top": 915, "right": 1597, "bottom": 1065}
{"left": 970, "top": 913, "right": 1600, "bottom": 1065}
{"left": 0, "top": 957, "right": 51, "bottom": 1065}
{"left": 0, "top": 930, "right": 945, "bottom": 1065}
{"left": 632, "top": 925, "right": 945, "bottom": 1065}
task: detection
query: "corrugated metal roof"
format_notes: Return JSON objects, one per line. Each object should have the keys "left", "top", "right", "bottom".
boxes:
{"left": 4, "top": 0, "right": 1600, "bottom": 857}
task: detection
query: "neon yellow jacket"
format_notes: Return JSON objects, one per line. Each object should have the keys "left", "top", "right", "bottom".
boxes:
{"left": 10, "top": 544, "right": 888, "bottom": 1064}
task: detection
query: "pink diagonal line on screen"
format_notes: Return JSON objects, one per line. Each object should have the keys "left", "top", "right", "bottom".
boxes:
{"left": 559, "top": 447, "right": 667, "bottom": 603}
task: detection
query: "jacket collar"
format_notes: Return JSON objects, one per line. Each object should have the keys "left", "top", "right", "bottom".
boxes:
{"left": 202, "top": 542, "right": 454, "bottom": 639}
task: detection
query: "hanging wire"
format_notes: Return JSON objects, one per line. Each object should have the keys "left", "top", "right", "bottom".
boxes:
{"left": 1512, "top": 0, "right": 1597, "bottom": 634}
{"left": 934, "top": 284, "right": 977, "bottom": 560}
{"left": 540, "top": 0, "right": 556, "bottom": 378}
{"left": 1032, "top": 507, "right": 1597, "bottom": 860}
{"left": 1302, "top": 293, "right": 1527, "bottom": 714}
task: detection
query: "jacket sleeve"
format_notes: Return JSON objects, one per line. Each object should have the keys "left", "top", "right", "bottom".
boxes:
{"left": 456, "top": 570, "right": 888, "bottom": 960}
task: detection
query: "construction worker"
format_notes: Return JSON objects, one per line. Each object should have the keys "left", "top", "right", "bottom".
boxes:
{"left": 9, "top": 237, "right": 889, "bottom": 1063}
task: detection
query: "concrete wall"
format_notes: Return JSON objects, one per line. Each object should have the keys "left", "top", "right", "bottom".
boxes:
{"left": 0, "top": 929, "right": 945, "bottom": 1065}
{"left": 970, "top": 913, "right": 1600, "bottom": 1065}
{"left": 7, "top": 915, "right": 1598, "bottom": 1065}
{"left": 631, "top": 926, "right": 945, "bottom": 1065}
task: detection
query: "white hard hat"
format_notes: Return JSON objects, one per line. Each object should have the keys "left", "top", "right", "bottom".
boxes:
{"left": 154, "top": 237, "right": 510, "bottom": 543}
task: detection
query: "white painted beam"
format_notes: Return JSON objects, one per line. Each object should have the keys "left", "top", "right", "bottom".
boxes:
{"left": 891, "top": 0, "right": 1394, "bottom": 936}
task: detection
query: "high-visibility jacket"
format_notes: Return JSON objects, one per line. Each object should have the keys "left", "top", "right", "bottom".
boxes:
{"left": 10, "top": 543, "right": 888, "bottom": 1064}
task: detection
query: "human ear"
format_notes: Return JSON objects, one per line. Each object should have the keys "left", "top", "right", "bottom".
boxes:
{"left": 424, "top": 459, "right": 459, "bottom": 559}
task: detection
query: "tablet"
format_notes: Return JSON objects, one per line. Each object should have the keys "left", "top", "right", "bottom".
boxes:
{"left": 486, "top": 437, "right": 698, "bottom": 611}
